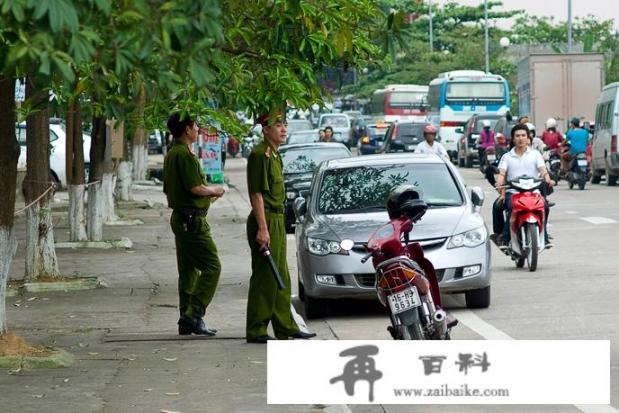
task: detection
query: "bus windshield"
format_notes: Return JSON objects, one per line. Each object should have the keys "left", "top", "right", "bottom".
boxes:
{"left": 445, "top": 82, "right": 505, "bottom": 101}
{"left": 388, "top": 92, "right": 427, "bottom": 108}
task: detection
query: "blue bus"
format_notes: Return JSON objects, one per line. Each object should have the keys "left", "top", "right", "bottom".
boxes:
{"left": 428, "top": 70, "right": 510, "bottom": 160}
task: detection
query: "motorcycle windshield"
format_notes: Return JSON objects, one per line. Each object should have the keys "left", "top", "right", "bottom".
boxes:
{"left": 367, "top": 222, "right": 396, "bottom": 251}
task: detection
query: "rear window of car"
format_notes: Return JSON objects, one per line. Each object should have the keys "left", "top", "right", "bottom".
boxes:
{"left": 396, "top": 123, "right": 427, "bottom": 142}
{"left": 287, "top": 131, "right": 319, "bottom": 145}
{"left": 287, "top": 120, "right": 313, "bottom": 133}
{"left": 281, "top": 147, "right": 351, "bottom": 174}
{"left": 472, "top": 117, "right": 499, "bottom": 134}
{"left": 317, "top": 163, "right": 463, "bottom": 214}
{"left": 320, "top": 115, "right": 349, "bottom": 128}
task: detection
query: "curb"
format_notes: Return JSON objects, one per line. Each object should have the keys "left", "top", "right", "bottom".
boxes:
{"left": 0, "top": 348, "right": 74, "bottom": 370}
{"left": 9, "top": 277, "right": 107, "bottom": 295}
{"left": 55, "top": 237, "right": 133, "bottom": 249}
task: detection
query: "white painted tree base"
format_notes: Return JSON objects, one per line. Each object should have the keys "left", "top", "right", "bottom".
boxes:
{"left": 25, "top": 202, "right": 59, "bottom": 281}
{"left": 116, "top": 161, "right": 133, "bottom": 202}
{"left": 104, "top": 219, "right": 143, "bottom": 226}
{"left": 55, "top": 237, "right": 133, "bottom": 249}
{"left": 101, "top": 172, "right": 118, "bottom": 223}
{"left": 0, "top": 228, "right": 17, "bottom": 334}
{"left": 87, "top": 182, "right": 103, "bottom": 241}
{"left": 132, "top": 145, "right": 148, "bottom": 182}
{"left": 68, "top": 184, "right": 87, "bottom": 242}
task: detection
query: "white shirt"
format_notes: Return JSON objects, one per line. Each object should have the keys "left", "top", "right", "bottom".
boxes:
{"left": 498, "top": 147, "right": 545, "bottom": 182}
{"left": 415, "top": 140, "right": 450, "bottom": 161}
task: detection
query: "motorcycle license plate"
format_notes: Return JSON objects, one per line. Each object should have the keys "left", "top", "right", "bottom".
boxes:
{"left": 388, "top": 286, "right": 421, "bottom": 314}
{"left": 486, "top": 153, "right": 496, "bottom": 161}
{"left": 577, "top": 160, "right": 588, "bottom": 166}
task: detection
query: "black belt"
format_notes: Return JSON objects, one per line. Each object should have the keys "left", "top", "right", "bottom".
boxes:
{"left": 265, "top": 206, "right": 284, "bottom": 214}
{"left": 174, "top": 207, "right": 208, "bottom": 217}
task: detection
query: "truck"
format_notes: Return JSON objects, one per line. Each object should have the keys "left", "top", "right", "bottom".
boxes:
{"left": 517, "top": 53, "right": 605, "bottom": 132}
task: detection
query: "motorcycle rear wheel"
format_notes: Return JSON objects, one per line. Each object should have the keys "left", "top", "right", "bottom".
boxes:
{"left": 578, "top": 180, "right": 586, "bottom": 190}
{"left": 526, "top": 223, "right": 539, "bottom": 272}
{"left": 400, "top": 323, "right": 425, "bottom": 340}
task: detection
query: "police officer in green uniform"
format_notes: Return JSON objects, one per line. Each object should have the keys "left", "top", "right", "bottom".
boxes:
{"left": 246, "top": 112, "right": 317, "bottom": 343}
{"left": 164, "top": 113, "right": 225, "bottom": 336}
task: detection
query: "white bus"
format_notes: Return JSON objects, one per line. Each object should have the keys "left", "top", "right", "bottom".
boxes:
{"left": 428, "top": 70, "right": 510, "bottom": 160}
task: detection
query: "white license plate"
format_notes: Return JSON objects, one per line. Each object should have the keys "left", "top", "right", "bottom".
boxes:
{"left": 388, "top": 286, "right": 421, "bottom": 314}
{"left": 407, "top": 145, "right": 416, "bottom": 151}
{"left": 486, "top": 154, "right": 496, "bottom": 161}
{"left": 577, "top": 160, "right": 588, "bottom": 166}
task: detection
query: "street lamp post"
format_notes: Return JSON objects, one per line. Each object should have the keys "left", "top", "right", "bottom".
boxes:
{"left": 484, "top": 0, "right": 489, "bottom": 73}
{"left": 429, "top": 0, "right": 434, "bottom": 52}
{"left": 567, "top": 0, "right": 573, "bottom": 52}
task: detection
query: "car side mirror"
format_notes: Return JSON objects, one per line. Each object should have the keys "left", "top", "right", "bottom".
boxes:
{"left": 293, "top": 197, "right": 307, "bottom": 222}
{"left": 455, "top": 127, "right": 464, "bottom": 134}
{"left": 470, "top": 186, "right": 485, "bottom": 207}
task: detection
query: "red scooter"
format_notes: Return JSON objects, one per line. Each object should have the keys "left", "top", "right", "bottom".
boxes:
{"left": 348, "top": 187, "right": 457, "bottom": 340}
{"left": 499, "top": 176, "right": 548, "bottom": 271}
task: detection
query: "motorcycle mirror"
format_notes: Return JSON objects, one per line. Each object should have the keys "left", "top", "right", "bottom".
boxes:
{"left": 340, "top": 239, "right": 354, "bottom": 252}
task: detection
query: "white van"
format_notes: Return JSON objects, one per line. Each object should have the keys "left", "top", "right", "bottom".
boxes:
{"left": 591, "top": 82, "right": 619, "bottom": 186}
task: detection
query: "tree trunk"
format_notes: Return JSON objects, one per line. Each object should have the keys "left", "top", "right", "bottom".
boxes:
{"left": 132, "top": 85, "right": 148, "bottom": 181}
{"left": 0, "top": 77, "right": 19, "bottom": 334}
{"left": 87, "top": 116, "right": 107, "bottom": 240}
{"left": 101, "top": 170, "right": 117, "bottom": 222}
{"left": 23, "top": 77, "right": 59, "bottom": 281}
{"left": 116, "top": 161, "right": 133, "bottom": 201}
{"left": 66, "top": 99, "right": 87, "bottom": 241}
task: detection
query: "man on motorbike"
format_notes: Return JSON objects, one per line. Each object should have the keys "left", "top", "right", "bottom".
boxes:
{"left": 494, "top": 124, "right": 555, "bottom": 249}
{"left": 561, "top": 117, "right": 590, "bottom": 175}
{"left": 415, "top": 125, "right": 450, "bottom": 161}
{"left": 477, "top": 120, "right": 495, "bottom": 168}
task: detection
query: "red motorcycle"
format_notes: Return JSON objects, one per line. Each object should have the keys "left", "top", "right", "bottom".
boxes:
{"left": 347, "top": 187, "right": 457, "bottom": 340}
{"left": 498, "top": 176, "right": 548, "bottom": 271}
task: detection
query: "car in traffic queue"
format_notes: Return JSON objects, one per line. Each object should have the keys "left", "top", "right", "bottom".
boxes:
{"left": 456, "top": 114, "right": 502, "bottom": 168}
{"left": 317, "top": 113, "right": 353, "bottom": 147}
{"left": 376, "top": 121, "right": 430, "bottom": 153}
{"left": 358, "top": 122, "right": 391, "bottom": 155}
{"left": 287, "top": 119, "right": 314, "bottom": 134}
{"left": 280, "top": 142, "right": 352, "bottom": 233}
{"left": 293, "top": 153, "right": 491, "bottom": 318}
{"left": 16, "top": 119, "right": 91, "bottom": 189}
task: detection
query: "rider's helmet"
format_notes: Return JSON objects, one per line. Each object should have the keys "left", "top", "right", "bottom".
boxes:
{"left": 386, "top": 185, "right": 427, "bottom": 221}
{"left": 423, "top": 124, "right": 437, "bottom": 136}
{"left": 545, "top": 118, "right": 557, "bottom": 129}
{"left": 481, "top": 120, "right": 491, "bottom": 128}
{"left": 525, "top": 122, "right": 536, "bottom": 138}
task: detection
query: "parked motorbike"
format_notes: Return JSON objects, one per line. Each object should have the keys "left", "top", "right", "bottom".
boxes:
{"left": 566, "top": 152, "right": 590, "bottom": 190}
{"left": 492, "top": 176, "right": 548, "bottom": 272}
{"left": 341, "top": 189, "right": 457, "bottom": 340}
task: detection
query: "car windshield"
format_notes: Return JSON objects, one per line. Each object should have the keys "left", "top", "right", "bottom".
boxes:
{"left": 473, "top": 118, "right": 499, "bottom": 133}
{"left": 287, "top": 120, "right": 313, "bottom": 133}
{"left": 320, "top": 115, "right": 349, "bottom": 128}
{"left": 396, "top": 123, "right": 427, "bottom": 143}
{"left": 317, "top": 164, "right": 463, "bottom": 214}
{"left": 366, "top": 126, "right": 388, "bottom": 140}
{"left": 281, "top": 147, "right": 350, "bottom": 174}
{"left": 287, "top": 131, "right": 319, "bottom": 145}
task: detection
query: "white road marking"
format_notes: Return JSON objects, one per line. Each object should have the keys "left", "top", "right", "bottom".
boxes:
{"left": 565, "top": 210, "right": 579, "bottom": 214}
{"left": 451, "top": 309, "right": 618, "bottom": 413}
{"left": 581, "top": 217, "right": 619, "bottom": 225}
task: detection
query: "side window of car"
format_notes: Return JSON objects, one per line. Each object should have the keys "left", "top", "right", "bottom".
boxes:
{"left": 49, "top": 130, "right": 59, "bottom": 142}
{"left": 16, "top": 127, "right": 26, "bottom": 145}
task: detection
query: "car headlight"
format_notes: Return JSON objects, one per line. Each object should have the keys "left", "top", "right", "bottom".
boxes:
{"left": 306, "top": 237, "right": 348, "bottom": 256}
{"left": 286, "top": 191, "right": 297, "bottom": 200}
{"left": 447, "top": 227, "right": 487, "bottom": 249}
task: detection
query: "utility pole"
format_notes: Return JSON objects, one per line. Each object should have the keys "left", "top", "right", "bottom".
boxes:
{"left": 484, "top": 0, "right": 489, "bottom": 72}
{"left": 567, "top": 0, "right": 573, "bottom": 52}
{"left": 429, "top": 0, "right": 433, "bottom": 52}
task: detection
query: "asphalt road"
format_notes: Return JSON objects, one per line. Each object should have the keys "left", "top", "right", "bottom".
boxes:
{"left": 286, "top": 162, "right": 619, "bottom": 413}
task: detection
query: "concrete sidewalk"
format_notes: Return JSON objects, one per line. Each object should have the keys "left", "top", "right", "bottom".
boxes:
{"left": 1, "top": 157, "right": 341, "bottom": 413}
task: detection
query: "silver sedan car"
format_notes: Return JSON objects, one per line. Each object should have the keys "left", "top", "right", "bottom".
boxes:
{"left": 293, "top": 154, "right": 491, "bottom": 318}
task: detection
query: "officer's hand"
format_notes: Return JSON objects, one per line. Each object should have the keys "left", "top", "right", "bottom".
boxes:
{"left": 256, "top": 228, "right": 270, "bottom": 248}
{"left": 210, "top": 186, "right": 226, "bottom": 198}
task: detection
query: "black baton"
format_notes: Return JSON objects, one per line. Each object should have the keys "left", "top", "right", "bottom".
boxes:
{"left": 262, "top": 246, "right": 285, "bottom": 290}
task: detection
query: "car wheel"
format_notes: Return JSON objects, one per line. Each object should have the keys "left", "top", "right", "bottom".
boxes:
{"left": 304, "top": 295, "right": 327, "bottom": 319}
{"left": 606, "top": 169, "right": 618, "bottom": 186}
{"left": 465, "top": 155, "right": 474, "bottom": 168}
{"left": 591, "top": 174, "right": 601, "bottom": 184}
{"left": 297, "top": 278, "right": 305, "bottom": 301}
{"left": 465, "top": 286, "right": 491, "bottom": 309}
{"left": 50, "top": 171, "right": 61, "bottom": 193}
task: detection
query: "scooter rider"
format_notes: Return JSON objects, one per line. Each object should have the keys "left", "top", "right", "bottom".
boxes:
{"left": 494, "top": 124, "right": 555, "bottom": 248}
{"left": 415, "top": 124, "right": 450, "bottom": 161}
{"left": 541, "top": 118, "right": 564, "bottom": 154}
{"left": 561, "top": 117, "right": 590, "bottom": 175}
{"left": 477, "top": 120, "right": 495, "bottom": 167}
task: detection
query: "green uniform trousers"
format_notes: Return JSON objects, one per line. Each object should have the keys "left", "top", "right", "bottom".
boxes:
{"left": 246, "top": 211, "right": 300, "bottom": 339}
{"left": 170, "top": 211, "right": 221, "bottom": 319}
